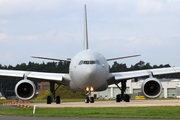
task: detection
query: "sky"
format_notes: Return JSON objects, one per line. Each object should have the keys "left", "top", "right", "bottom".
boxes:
{"left": 0, "top": 0, "right": 180, "bottom": 67}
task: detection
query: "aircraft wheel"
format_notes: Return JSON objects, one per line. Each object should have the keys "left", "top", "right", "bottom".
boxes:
{"left": 47, "top": 96, "right": 51, "bottom": 104}
{"left": 56, "top": 96, "right": 61, "bottom": 104}
{"left": 116, "top": 94, "right": 121, "bottom": 102}
{"left": 90, "top": 97, "right": 94, "bottom": 103}
{"left": 125, "top": 94, "right": 130, "bottom": 102}
{"left": 85, "top": 97, "right": 89, "bottom": 103}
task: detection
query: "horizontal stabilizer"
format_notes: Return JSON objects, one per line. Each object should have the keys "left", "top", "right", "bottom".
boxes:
{"left": 31, "top": 56, "right": 71, "bottom": 62}
{"left": 107, "top": 54, "right": 140, "bottom": 61}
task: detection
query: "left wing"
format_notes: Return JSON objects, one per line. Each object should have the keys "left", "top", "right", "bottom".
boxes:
{"left": 107, "top": 67, "right": 180, "bottom": 83}
{"left": 107, "top": 67, "right": 180, "bottom": 99}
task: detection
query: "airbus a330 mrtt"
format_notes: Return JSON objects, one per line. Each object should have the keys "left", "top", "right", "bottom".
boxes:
{"left": 1, "top": 5, "right": 180, "bottom": 104}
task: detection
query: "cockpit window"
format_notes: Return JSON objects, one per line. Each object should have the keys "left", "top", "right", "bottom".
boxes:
{"left": 90, "top": 61, "right": 96, "bottom": 64}
{"left": 96, "top": 60, "right": 101, "bottom": 65}
{"left": 78, "top": 60, "right": 83, "bottom": 65}
{"left": 78, "top": 60, "right": 101, "bottom": 65}
{"left": 84, "top": 61, "right": 89, "bottom": 64}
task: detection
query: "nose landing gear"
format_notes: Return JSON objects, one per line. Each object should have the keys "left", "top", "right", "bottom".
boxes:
{"left": 85, "top": 87, "right": 94, "bottom": 103}
{"left": 85, "top": 92, "right": 94, "bottom": 103}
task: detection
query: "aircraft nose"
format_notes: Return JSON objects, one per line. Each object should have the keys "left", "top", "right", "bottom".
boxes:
{"left": 84, "top": 66, "right": 97, "bottom": 80}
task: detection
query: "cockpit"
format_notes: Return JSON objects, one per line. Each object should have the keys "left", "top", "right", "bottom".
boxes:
{"left": 78, "top": 60, "right": 101, "bottom": 65}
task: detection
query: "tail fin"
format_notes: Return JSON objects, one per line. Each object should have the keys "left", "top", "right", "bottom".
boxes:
{"left": 84, "top": 4, "right": 89, "bottom": 50}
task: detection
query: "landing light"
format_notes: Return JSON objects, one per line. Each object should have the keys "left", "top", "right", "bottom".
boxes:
{"left": 86, "top": 87, "right": 89, "bottom": 91}
{"left": 86, "top": 87, "right": 94, "bottom": 92}
{"left": 90, "top": 87, "right": 94, "bottom": 91}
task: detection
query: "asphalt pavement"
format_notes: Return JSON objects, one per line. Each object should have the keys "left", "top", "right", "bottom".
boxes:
{"left": 0, "top": 115, "right": 177, "bottom": 120}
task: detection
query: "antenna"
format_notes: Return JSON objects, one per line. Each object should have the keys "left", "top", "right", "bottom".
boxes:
{"left": 84, "top": 4, "right": 89, "bottom": 50}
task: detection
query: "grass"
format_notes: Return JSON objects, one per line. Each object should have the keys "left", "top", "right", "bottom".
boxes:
{"left": 0, "top": 106, "right": 180, "bottom": 118}
{"left": 1, "top": 98, "right": 180, "bottom": 118}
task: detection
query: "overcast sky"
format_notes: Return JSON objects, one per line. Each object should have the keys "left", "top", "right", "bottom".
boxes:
{"left": 0, "top": 0, "right": 180, "bottom": 67}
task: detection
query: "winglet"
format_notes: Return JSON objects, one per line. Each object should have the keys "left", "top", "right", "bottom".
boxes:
{"left": 84, "top": 4, "right": 89, "bottom": 50}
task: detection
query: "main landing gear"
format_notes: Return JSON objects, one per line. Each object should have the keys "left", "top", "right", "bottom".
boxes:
{"left": 115, "top": 80, "right": 130, "bottom": 102}
{"left": 47, "top": 81, "right": 61, "bottom": 104}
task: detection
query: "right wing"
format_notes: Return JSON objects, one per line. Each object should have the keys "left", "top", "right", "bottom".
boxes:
{"left": 0, "top": 69, "right": 71, "bottom": 100}
{"left": 0, "top": 69, "right": 71, "bottom": 84}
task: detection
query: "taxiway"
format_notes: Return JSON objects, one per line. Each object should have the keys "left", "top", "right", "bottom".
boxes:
{"left": 31, "top": 99, "right": 180, "bottom": 108}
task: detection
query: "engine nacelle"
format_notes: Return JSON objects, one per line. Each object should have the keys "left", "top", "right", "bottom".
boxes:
{"left": 15, "top": 79, "right": 36, "bottom": 101}
{"left": 141, "top": 77, "right": 162, "bottom": 98}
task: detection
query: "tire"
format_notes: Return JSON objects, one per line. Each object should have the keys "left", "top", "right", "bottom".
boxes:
{"left": 47, "top": 96, "right": 51, "bottom": 104}
{"left": 56, "top": 96, "right": 61, "bottom": 104}
{"left": 90, "top": 97, "right": 94, "bottom": 103}
{"left": 85, "top": 97, "right": 89, "bottom": 103}
{"left": 125, "top": 94, "right": 130, "bottom": 102}
{"left": 116, "top": 94, "right": 121, "bottom": 102}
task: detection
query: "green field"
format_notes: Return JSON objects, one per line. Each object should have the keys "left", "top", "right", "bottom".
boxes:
{"left": 0, "top": 106, "right": 180, "bottom": 119}
{"left": 1, "top": 99, "right": 180, "bottom": 118}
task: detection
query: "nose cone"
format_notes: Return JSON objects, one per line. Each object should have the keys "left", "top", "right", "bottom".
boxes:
{"left": 85, "top": 66, "right": 97, "bottom": 80}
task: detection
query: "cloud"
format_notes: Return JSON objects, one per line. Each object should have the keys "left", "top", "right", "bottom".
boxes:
{"left": 0, "top": 0, "right": 180, "bottom": 66}
{"left": 136, "top": 0, "right": 167, "bottom": 15}
{"left": 172, "top": 33, "right": 180, "bottom": 37}
{"left": 0, "top": 33, "right": 8, "bottom": 40}
{"left": 16, "top": 35, "right": 39, "bottom": 41}
{"left": 127, "top": 36, "right": 139, "bottom": 42}
{"left": 0, "top": 19, "right": 8, "bottom": 24}
{"left": 0, "top": 0, "right": 66, "bottom": 16}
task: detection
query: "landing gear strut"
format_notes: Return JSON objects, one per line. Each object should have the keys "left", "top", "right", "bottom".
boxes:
{"left": 47, "top": 81, "right": 61, "bottom": 104}
{"left": 115, "top": 80, "right": 130, "bottom": 102}
{"left": 85, "top": 92, "right": 94, "bottom": 103}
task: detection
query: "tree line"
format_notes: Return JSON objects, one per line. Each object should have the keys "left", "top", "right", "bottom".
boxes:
{"left": 0, "top": 60, "right": 179, "bottom": 98}
{"left": 0, "top": 60, "right": 179, "bottom": 78}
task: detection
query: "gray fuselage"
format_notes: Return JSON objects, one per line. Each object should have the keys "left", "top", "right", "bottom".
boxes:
{"left": 69, "top": 49, "right": 109, "bottom": 91}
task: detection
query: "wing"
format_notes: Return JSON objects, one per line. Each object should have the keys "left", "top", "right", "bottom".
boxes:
{"left": 0, "top": 69, "right": 71, "bottom": 85}
{"left": 0, "top": 69, "right": 71, "bottom": 101}
{"left": 107, "top": 67, "right": 180, "bottom": 84}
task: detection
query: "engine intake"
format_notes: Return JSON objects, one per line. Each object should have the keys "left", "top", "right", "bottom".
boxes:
{"left": 15, "top": 79, "right": 36, "bottom": 100}
{"left": 141, "top": 77, "right": 162, "bottom": 98}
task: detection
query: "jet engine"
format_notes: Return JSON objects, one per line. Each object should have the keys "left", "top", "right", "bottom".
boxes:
{"left": 15, "top": 79, "right": 36, "bottom": 101}
{"left": 141, "top": 77, "right": 162, "bottom": 98}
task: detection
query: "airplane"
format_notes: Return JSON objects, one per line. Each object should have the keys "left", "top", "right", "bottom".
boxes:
{"left": 1, "top": 4, "right": 180, "bottom": 104}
